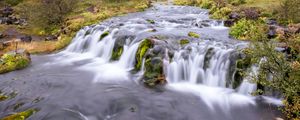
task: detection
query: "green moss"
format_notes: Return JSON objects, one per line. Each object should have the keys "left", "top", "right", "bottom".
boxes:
{"left": 135, "top": 39, "right": 153, "bottom": 71}
{"left": 99, "top": 31, "right": 110, "bottom": 41}
{"left": 146, "top": 19, "right": 155, "bottom": 24}
{"left": 188, "top": 32, "right": 200, "bottom": 38}
{"left": 0, "top": 95, "right": 8, "bottom": 101}
{"left": 111, "top": 47, "right": 123, "bottom": 61}
{"left": 179, "top": 39, "right": 190, "bottom": 45}
{"left": 2, "top": 109, "right": 38, "bottom": 120}
{"left": 0, "top": 53, "right": 31, "bottom": 74}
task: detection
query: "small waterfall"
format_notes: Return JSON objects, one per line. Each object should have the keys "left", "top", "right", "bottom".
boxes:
{"left": 238, "top": 65, "right": 258, "bottom": 95}
{"left": 165, "top": 43, "right": 235, "bottom": 88}
{"left": 118, "top": 42, "right": 140, "bottom": 69}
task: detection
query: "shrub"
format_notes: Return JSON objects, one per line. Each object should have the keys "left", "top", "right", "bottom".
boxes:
{"left": 211, "top": 7, "right": 232, "bottom": 19}
{"left": 229, "top": 19, "right": 268, "bottom": 41}
{"left": 0, "top": 53, "right": 30, "bottom": 74}
{"left": 200, "top": 0, "right": 214, "bottom": 9}
{"left": 227, "top": 0, "right": 245, "bottom": 6}
{"left": 277, "top": 0, "right": 300, "bottom": 24}
{"left": 18, "top": 0, "right": 78, "bottom": 34}
{"left": 248, "top": 40, "right": 300, "bottom": 120}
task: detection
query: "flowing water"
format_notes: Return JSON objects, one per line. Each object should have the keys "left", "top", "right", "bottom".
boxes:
{"left": 0, "top": 4, "right": 282, "bottom": 120}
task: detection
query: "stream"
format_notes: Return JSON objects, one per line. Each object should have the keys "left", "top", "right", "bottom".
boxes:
{"left": 0, "top": 4, "right": 282, "bottom": 120}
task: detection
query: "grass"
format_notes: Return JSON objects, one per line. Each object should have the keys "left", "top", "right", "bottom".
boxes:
{"left": 1, "top": 0, "right": 152, "bottom": 54}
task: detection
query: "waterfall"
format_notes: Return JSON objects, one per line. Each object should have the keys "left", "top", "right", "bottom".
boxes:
{"left": 52, "top": 5, "right": 282, "bottom": 117}
{"left": 237, "top": 66, "right": 258, "bottom": 95}
{"left": 165, "top": 43, "right": 235, "bottom": 88}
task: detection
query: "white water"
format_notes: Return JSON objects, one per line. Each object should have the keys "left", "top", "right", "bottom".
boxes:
{"left": 238, "top": 66, "right": 258, "bottom": 95}
{"left": 164, "top": 42, "right": 234, "bottom": 88}
{"left": 50, "top": 4, "right": 282, "bottom": 119}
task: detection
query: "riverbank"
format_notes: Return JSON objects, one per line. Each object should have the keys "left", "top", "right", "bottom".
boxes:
{"left": 0, "top": 0, "right": 152, "bottom": 55}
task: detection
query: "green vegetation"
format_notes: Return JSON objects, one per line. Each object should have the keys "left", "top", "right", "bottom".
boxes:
{"left": 228, "top": 0, "right": 245, "bottom": 6}
{"left": 2, "top": 109, "right": 38, "bottom": 120}
{"left": 229, "top": 19, "right": 267, "bottom": 40}
{"left": 0, "top": 53, "right": 30, "bottom": 74}
{"left": 135, "top": 39, "right": 153, "bottom": 71}
{"left": 143, "top": 57, "right": 166, "bottom": 87}
{"left": 111, "top": 47, "right": 123, "bottom": 61}
{"left": 211, "top": 7, "right": 232, "bottom": 19}
{"left": 1, "top": 0, "right": 23, "bottom": 6}
{"left": 276, "top": 0, "right": 300, "bottom": 25}
{"left": 174, "top": 0, "right": 300, "bottom": 119}
{"left": 179, "top": 39, "right": 190, "bottom": 45}
{"left": 188, "top": 32, "right": 200, "bottom": 38}
{"left": 99, "top": 31, "right": 110, "bottom": 41}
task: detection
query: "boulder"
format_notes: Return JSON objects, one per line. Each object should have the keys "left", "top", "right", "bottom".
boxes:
{"left": 20, "top": 35, "right": 32, "bottom": 43}
{"left": 288, "top": 23, "right": 300, "bottom": 34}
{"left": 267, "top": 26, "right": 277, "bottom": 39}
{"left": 229, "top": 12, "right": 240, "bottom": 20}
{"left": 266, "top": 19, "right": 277, "bottom": 25}
{"left": 241, "top": 7, "right": 260, "bottom": 20}
{"left": 224, "top": 19, "right": 235, "bottom": 27}
{"left": 1, "top": 7, "right": 14, "bottom": 17}
{"left": 45, "top": 35, "right": 58, "bottom": 41}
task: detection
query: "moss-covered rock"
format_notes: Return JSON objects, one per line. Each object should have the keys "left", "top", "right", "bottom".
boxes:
{"left": 203, "top": 48, "right": 215, "bottom": 70}
{"left": 111, "top": 47, "right": 123, "bottom": 61}
{"left": 188, "top": 32, "right": 200, "bottom": 38}
{"left": 179, "top": 39, "right": 190, "bottom": 45}
{"left": 2, "top": 109, "right": 38, "bottom": 120}
{"left": 0, "top": 95, "right": 8, "bottom": 101}
{"left": 135, "top": 39, "right": 154, "bottom": 71}
{"left": 143, "top": 57, "right": 166, "bottom": 88}
{"left": 99, "top": 31, "right": 109, "bottom": 41}
{"left": 0, "top": 50, "right": 31, "bottom": 74}
{"left": 232, "top": 49, "right": 253, "bottom": 89}
{"left": 146, "top": 19, "right": 155, "bottom": 24}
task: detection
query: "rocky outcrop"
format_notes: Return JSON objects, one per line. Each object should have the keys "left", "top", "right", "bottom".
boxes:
{"left": 45, "top": 35, "right": 58, "bottom": 41}
{"left": 0, "top": 7, "right": 27, "bottom": 25}
{"left": 20, "top": 35, "right": 32, "bottom": 43}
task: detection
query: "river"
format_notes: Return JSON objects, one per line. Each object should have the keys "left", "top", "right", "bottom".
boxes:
{"left": 0, "top": 4, "right": 282, "bottom": 120}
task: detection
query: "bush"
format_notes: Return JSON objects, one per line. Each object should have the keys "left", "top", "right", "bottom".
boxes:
{"left": 277, "top": 0, "right": 300, "bottom": 24}
{"left": 247, "top": 40, "right": 300, "bottom": 120}
{"left": 0, "top": 53, "right": 30, "bottom": 74}
{"left": 211, "top": 7, "right": 232, "bottom": 19}
{"left": 229, "top": 19, "right": 268, "bottom": 40}
{"left": 18, "top": 0, "right": 78, "bottom": 34}
{"left": 200, "top": 0, "right": 214, "bottom": 9}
